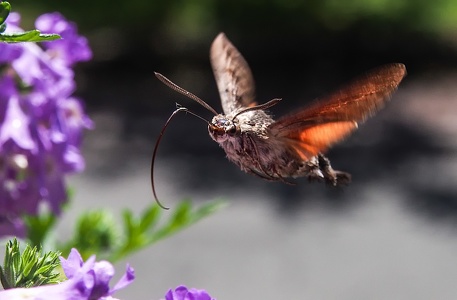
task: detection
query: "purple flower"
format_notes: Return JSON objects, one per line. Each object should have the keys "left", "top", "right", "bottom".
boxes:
{"left": 60, "top": 248, "right": 135, "bottom": 300}
{"left": 163, "top": 285, "right": 215, "bottom": 300}
{"left": 0, "top": 248, "right": 135, "bottom": 300}
{"left": 0, "top": 12, "right": 92, "bottom": 237}
{"left": 35, "top": 12, "right": 92, "bottom": 66}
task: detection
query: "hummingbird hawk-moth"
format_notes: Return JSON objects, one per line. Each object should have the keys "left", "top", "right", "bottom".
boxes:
{"left": 152, "top": 32, "right": 406, "bottom": 209}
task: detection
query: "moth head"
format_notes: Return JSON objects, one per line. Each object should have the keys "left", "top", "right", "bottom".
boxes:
{"left": 208, "top": 114, "right": 240, "bottom": 142}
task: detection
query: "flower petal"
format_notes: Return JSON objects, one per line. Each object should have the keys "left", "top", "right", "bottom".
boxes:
{"left": 60, "top": 248, "right": 84, "bottom": 279}
{"left": 0, "top": 95, "right": 35, "bottom": 151}
{"left": 90, "top": 261, "right": 115, "bottom": 299}
{"left": 109, "top": 264, "right": 135, "bottom": 295}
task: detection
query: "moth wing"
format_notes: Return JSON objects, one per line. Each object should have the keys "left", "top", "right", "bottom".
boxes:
{"left": 270, "top": 63, "right": 407, "bottom": 160}
{"left": 210, "top": 32, "right": 257, "bottom": 114}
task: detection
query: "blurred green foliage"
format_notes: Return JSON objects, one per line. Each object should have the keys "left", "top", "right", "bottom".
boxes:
{"left": 14, "top": 0, "right": 457, "bottom": 37}
{"left": 22, "top": 199, "right": 225, "bottom": 263}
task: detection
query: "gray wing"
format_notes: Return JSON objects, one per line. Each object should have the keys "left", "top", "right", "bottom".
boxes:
{"left": 210, "top": 33, "right": 257, "bottom": 114}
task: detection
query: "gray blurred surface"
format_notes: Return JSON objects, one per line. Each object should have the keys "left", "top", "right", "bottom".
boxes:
{"left": 62, "top": 73, "right": 457, "bottom": 299}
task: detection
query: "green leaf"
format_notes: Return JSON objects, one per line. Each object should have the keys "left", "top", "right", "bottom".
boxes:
{"left": 150, "top": 200, "right": 223, "bottom": 243}
{"left": 0, "top": 2, "right": 11, "bottom": 25}
{"left": 0, "top": 30, "right": 60, "bottom": 43}
{"left": 139, "top": 204, "right": 161, "bottom": 232}
{"left": 122, "top": 210, "right": 136, "bottom": 237}
{"left": 108, "top": 200, "right": 225, "bottom": 262}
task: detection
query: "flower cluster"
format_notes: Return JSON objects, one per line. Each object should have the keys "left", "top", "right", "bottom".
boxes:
{"left": 0, "top": 248, "right": 135, "bottom": 300}
{"left": 0, "top": 12, "right": 92, "bottom": 237}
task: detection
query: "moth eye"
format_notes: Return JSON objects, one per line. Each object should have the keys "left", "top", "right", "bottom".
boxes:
{"left": 227, "top": 126, "right": 237, "bottom": 135}
{"left": 215, "top": 119, "right": 228, "bottom": 127}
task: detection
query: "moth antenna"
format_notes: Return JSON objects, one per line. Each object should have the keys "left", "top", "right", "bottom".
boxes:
{"left": 151, "top": 106, "right": 210, "bottom": 209}
{"left": 232, "top": 98, "right": 282, "bottom": 121}
{"left": 155, "top": 72, "right": 219, "bottom": 115}
{"left": 175, "top": 103, "right": 211, "bottom": 124}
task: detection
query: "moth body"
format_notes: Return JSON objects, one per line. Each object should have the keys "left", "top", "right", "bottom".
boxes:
{"left": 208, "top": 109, "right": 344, "bottom": 183}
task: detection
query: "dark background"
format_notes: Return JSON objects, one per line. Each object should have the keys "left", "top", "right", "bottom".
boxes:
{"left": 13, "top": 0, "right": 457, "bottom": 299}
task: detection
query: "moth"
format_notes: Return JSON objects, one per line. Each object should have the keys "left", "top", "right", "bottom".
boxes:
{"left": 152, "top": 32, "right": 406, "bottom": 209}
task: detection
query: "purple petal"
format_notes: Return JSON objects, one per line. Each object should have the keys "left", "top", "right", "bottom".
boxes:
{"left": 0, "top": 216, "right": 26, "bottom": 238}
{"left": 57, "top": 97, "right": 94, "bottom": 147}
{"left": 10, "top": 42, "right": 74, "bottom": 97}
{"left": 60, "top": 248, "right": 85, "bottom": 279}
{"left": 0, "top": 95, "right": 35, "bottom": 151}
{"left": 62, "top": 145, "right": 85, "bottom": 173}
{"left": 165, "top": 286, "right": 189, "bottom": 300}
{"left": 89, "top": 261, "right": 115, "bottom": 300}
{"left": 164, "top": 286, "right": 215, "bottom": 300}
{"left": 11, "top": 42, "right": 52, "bottom": 85}
{"left": 165, "top": 288, "right": 177, "bottom": 300}
{"left": 109, "top": 264, "right": 135, "bottom": 295}
{"left": 175, "top": 286, "right": 190, "bottom": 300}
{"left": 57, "top": 249, "right": 134, "bottom": 299}
{"left": 35, "top": 12, "right": 92, "bottom": 65}
{"left": 187, "top": 289, "right": 213, "bottom": 300}
{"left": 0, "top": 43, "right": 23, "bottom": 63}
{"left": 42, "top": 169, "right": 67, "bottom": 214}
{"left": 5, "top": 12, "right": 21, "bottom": 26}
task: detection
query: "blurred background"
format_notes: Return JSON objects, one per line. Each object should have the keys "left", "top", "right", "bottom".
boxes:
{"left": 14, "top": 0, "right": 457, "bottom": 299}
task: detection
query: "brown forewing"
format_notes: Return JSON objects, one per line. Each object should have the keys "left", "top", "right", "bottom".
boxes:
{"left": 270, "top": 63, "right": 407, "bottom": 158}
{"left": 210, "top": 32, "right": 257, "bottom": 114}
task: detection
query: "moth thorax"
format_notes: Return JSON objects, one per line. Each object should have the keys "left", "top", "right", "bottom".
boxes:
{"left": 208, "top": 114, "right": 240, "bottom": 142}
